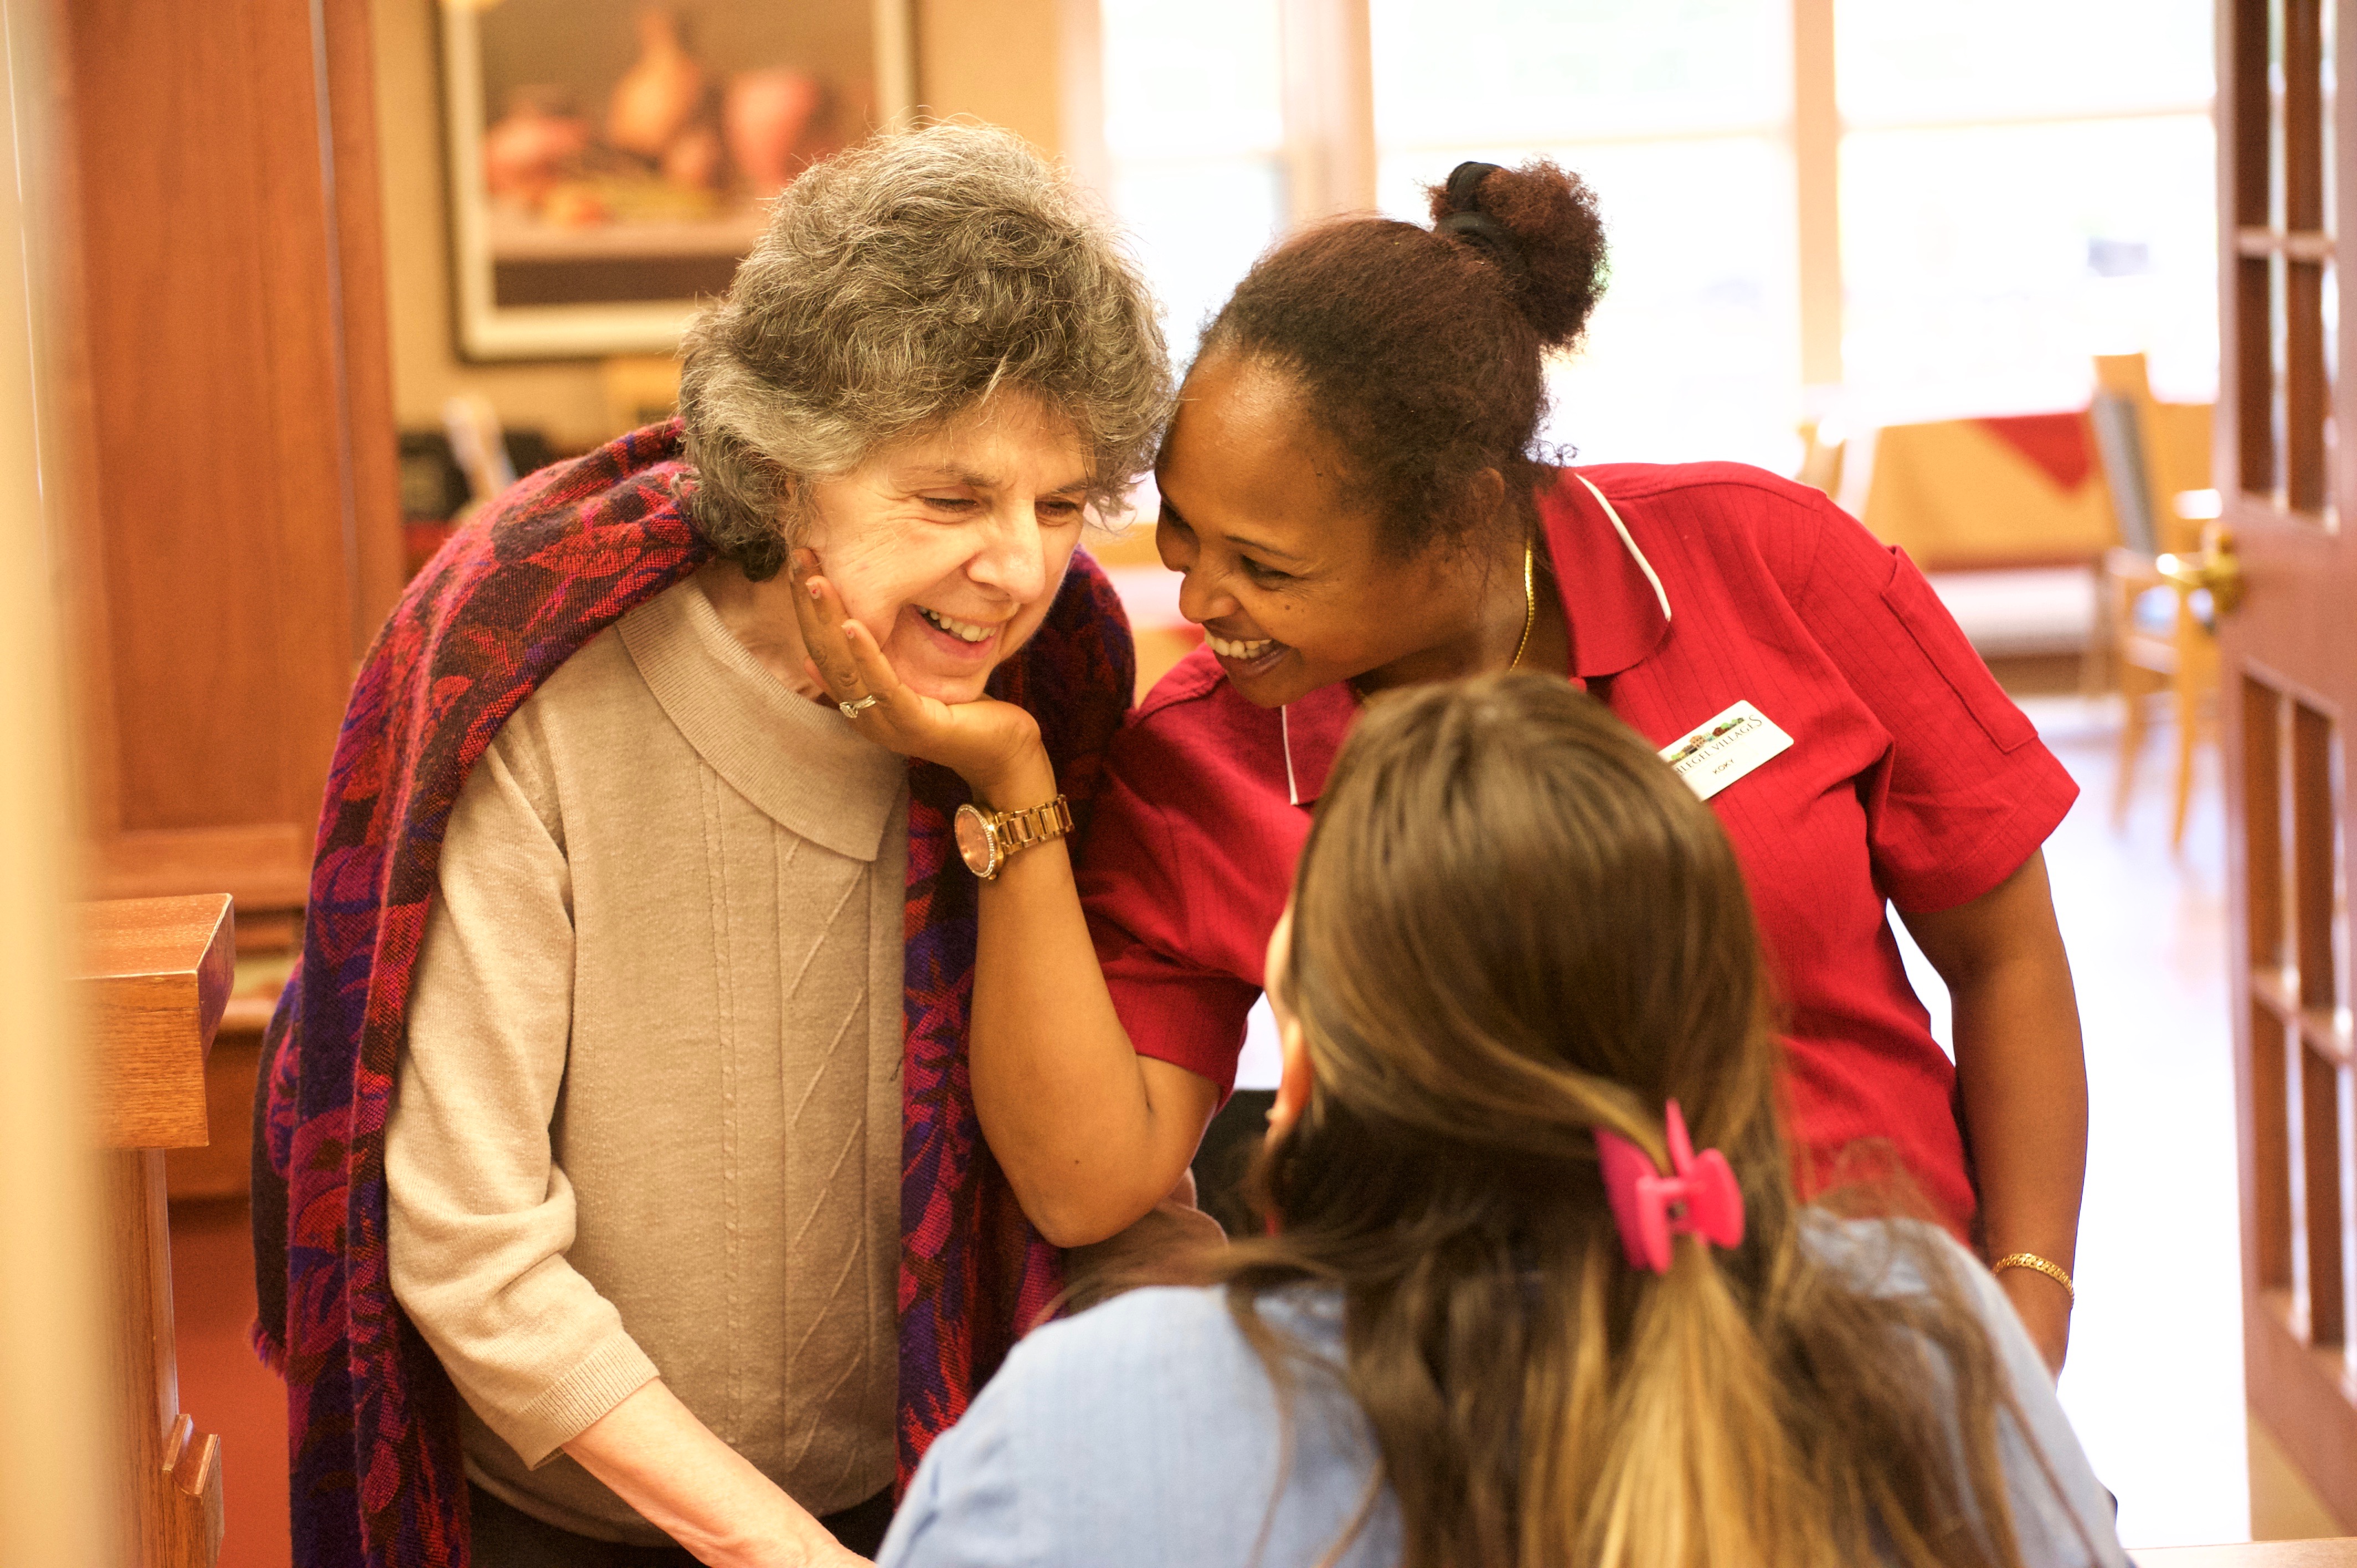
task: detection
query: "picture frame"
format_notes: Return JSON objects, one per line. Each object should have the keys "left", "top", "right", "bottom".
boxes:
{"left": 440, "top": 0, "right": 915, "bottom": 361}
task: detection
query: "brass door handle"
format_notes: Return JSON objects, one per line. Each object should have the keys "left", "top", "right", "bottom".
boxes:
{"left": 2156, "top": 527, "right": 2246, "bottom": 615}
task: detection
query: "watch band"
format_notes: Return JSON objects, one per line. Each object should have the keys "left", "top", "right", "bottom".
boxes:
{"left": 991, "top": 795, "right": 1073, "bottom": 857}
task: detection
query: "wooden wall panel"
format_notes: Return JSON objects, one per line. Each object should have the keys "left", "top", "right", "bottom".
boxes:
{"left": 66, "top": 0, "right": 399, "bottom": 908}
{"left": 321, "top": 0, "right": 406, "bottom": 652}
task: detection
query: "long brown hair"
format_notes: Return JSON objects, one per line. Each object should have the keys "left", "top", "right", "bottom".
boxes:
{"left": 1223, "top": 673, "right": 2056, "bottom": 1568}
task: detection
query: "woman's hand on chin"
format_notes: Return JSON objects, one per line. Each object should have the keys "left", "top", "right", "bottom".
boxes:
{"left": 790, "top": 550, "right": 1050, "bottom": 803}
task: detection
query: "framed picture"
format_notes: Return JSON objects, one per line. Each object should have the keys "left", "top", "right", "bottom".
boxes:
{"left": 440, "top": 0, "right": 915, "bottom": 360}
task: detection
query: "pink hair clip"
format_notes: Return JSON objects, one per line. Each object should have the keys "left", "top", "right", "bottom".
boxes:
{"left": 1593, "top": 1100, "right": 1744, "bottom": 1274}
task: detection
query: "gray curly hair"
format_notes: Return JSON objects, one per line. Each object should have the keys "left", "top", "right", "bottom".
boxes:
{"left": 678, "top": 123, "right": 1172, "bottom": 580}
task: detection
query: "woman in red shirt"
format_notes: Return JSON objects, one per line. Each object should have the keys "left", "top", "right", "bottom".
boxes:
{"left": 791, "top": 157, "right": 2087, "bottom": 1369}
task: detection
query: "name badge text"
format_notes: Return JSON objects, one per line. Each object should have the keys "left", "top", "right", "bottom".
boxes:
{"left": 1660, "top": 700, "right": 1794, "bottom": 801}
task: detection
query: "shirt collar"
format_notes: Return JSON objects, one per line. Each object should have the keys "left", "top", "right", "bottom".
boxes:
{"left": 1278, "top": 471, "right": 1673, "bottom": 807}
{"left": 1278, "top": 682, "right": 1358, "bottom": 808}
{"left": 621, "top": 576, "right": 907, "bottom": 861}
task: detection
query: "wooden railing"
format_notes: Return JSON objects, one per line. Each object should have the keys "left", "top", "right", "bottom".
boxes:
{"left": 81, "top": 894, "right": 233, "bottom": 1568}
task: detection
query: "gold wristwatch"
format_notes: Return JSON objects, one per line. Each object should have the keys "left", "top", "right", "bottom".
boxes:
{"left": 954, "top": 795, "right": 1073, "bottom": 881}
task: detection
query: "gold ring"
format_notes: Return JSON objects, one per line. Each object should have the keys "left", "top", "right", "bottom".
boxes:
{"left": 838, "top": 694, "right": 881, "bottom": 719}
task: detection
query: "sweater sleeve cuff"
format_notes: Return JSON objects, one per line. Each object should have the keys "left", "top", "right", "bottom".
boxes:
{"left": 506, "top": 1334, "right": 663, "bottom": 1469}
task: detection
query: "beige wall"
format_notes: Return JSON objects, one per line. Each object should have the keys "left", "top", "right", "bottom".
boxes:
{"left": 369, "top": 0, "right": 1101, "bottom": 453}
{"left": 372, "top": 0, "right": 616, "bottom": 448}
{"left": 912, "top": 0, "right": 1103, "bottom": 185}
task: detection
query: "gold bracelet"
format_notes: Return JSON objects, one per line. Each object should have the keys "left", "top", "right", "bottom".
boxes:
{"left": 1991, "top": 1251, "right": 2075, "bottom": 1302}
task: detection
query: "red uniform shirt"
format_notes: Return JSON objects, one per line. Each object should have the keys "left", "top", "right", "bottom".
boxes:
{"left": 1077, "top": 463, "right": 2077, "bottom": 1235}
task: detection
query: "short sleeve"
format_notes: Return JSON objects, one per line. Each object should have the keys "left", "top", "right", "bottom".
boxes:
{"left": 1077, "top": 711, "right": 1278, "bottom": 1096}
{"left": 1792, "top": 506, "right": 2078, "bottom": 912}
{"left": 1092, "top": 922, "right": 1257, "bottom": 1096}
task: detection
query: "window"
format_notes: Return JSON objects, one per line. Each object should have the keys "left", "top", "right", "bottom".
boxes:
{"left": 1835, "top": 0, "right": 2218, "bottom": 417}
{"left": 1372, "top": 0, "right": 1798, "bottom": 469}
{"left": 1100, "top": 0, "right": 1289, "bottom": 362}
{"left": 1099, "top": 1, "right": 2219, "bottom": 467}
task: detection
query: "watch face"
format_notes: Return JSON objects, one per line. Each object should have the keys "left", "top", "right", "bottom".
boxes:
{"left": 954, "top": 803, "right": 997, "bottom": 876}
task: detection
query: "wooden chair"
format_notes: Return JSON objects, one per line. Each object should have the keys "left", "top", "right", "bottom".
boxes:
{"left": 1795, "top": 416, "right": 1846, "bottom": 499}
{"left": 1791, "top": 415, "right": 1847, "bottom": 495}
{"left": 2088, "top": 352, "right": 2220, "bottom": 845}
{"left": 82, "top": 895, "right": 234, "bottom": 1568}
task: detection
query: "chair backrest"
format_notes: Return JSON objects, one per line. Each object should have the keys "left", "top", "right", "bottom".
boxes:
{"left": 2090, "top": 391, "right": 2160, "bottom": 556}
{"left": 1795, "top": 418, "right": 1846, "bottom": 498}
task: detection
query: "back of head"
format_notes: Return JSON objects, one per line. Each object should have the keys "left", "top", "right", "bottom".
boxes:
{"left": 1280, "top": 672, "right": 1779, "bottom": 1209}
{"left": 680, "top": 122, "right": 1171, "bottom": 578}
{"left": 1197, "top": 159, "right": 1607, "bottom": 557}
{"left": 1234, "top": 672, "right": 2049, "bottom": 1568}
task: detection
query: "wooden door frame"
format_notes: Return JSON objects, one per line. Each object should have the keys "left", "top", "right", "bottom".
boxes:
{"left": 2216, "top": 0, "right": 2357, "bottom": 1528}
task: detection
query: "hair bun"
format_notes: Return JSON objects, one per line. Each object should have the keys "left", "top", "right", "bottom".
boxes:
{"left": 1429, "top": 158, "right": 1609, "bottom": 350}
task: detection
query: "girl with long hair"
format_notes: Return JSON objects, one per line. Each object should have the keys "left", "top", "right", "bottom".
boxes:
{"left": 872, "top": 674, "right": 2122, "bottom": 1568}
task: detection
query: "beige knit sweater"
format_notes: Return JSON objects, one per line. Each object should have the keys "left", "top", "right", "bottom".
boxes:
{"left": 385, "top": 572, "right": 907, "bottom": 1544}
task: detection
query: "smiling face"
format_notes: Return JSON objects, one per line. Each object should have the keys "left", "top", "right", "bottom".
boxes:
{"left": 1155, "top": 351, "right": 1522, "bottom": 708}
{"left": 803, "top": 388, "right": 1092, "bottom": 704}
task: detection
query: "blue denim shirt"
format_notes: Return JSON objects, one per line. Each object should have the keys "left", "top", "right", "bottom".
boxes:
{"left": 878, "top": 1217, "right": 2127, "bottom": 1568}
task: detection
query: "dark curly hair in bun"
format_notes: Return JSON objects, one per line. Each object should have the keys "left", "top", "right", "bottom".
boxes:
{"left": 1194, "top": 158, "right": 1608, "bottom": 558}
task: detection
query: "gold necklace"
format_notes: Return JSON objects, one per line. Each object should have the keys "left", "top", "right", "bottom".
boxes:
{"left": 1509, "top": 536, "right": 1536, "bottom": 669}
{"left": 1352, "top": 537, "right": 1538, "bottom": 704}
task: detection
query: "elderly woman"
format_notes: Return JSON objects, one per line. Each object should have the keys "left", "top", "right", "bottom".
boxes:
{"left": 249, "top": 125, "right": 1167, "bottom": 1568}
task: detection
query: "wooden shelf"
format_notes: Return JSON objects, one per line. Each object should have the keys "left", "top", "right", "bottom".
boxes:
{"left": 78, "top": 895, "right": 234, "bottom": 1150}
{"left": 80, "top": 895, "right": 233, "bottom": 1566}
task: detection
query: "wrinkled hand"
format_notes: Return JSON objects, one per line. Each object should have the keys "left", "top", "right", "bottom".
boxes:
{"left": 707, "top": 1481, "right": 873, "bottom": 1568}
{"left": 723, "top": 1534, "right": 867, "bottom": 1568}
{"left": 722, "top": 1525, "right": 869, "bottom": 1568}
{"left": 788, "top": 550, "right": 1047, "bottom": 801}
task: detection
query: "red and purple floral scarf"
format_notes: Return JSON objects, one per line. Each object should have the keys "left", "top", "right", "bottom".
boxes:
{"left": 251, "top": 421, "right": 1134, "bottom": 1566}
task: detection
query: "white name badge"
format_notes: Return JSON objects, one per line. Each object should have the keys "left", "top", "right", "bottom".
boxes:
{"left": 1660, "top": 700, "right": 1793, "bottom": 801}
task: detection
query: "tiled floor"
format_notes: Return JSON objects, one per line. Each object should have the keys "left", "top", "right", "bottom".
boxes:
{"left": 165, "top": 692, "right": 2308, "bottom": 1560}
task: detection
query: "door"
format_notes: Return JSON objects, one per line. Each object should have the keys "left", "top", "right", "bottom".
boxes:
{"left": 2219, "top": 0, "right": 2357, "bottom": 1526}
{"left": 58, "top": 0, "right": 403, "bottom": 914}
